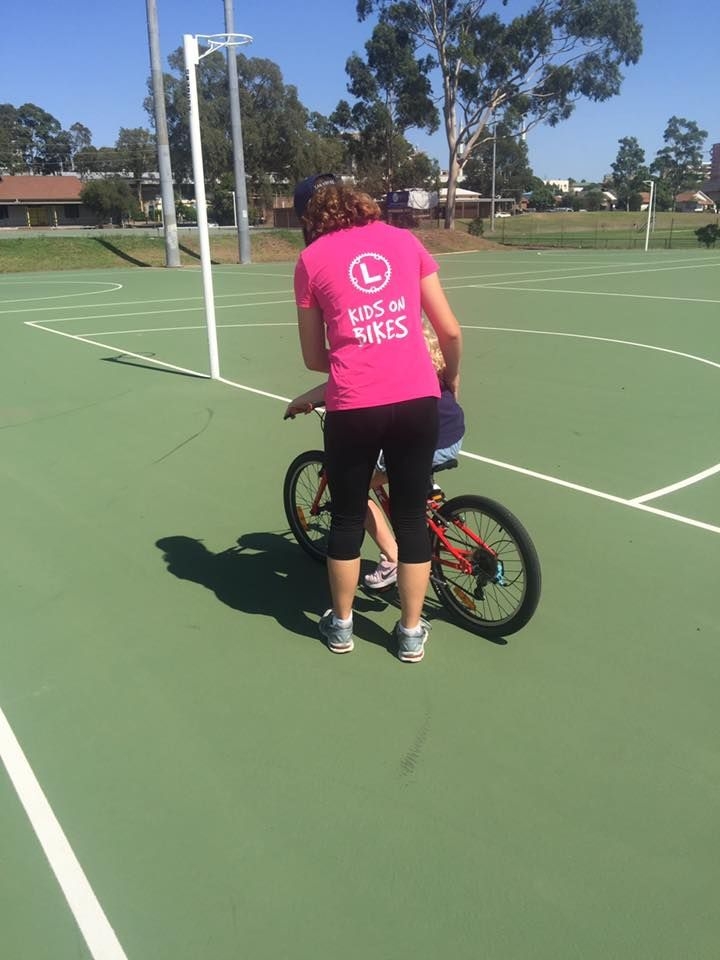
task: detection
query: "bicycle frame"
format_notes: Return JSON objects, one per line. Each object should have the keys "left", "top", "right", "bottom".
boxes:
{"left": 296, "top": 406, "right": 499, "bottom": 578}
{"left": 371, "top": 477, "right": 498, "bottom": 578}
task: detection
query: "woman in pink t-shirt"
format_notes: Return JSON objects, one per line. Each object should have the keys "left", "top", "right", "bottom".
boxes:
{"left": 291, "top": 174, "right": 462, "bottom": 663}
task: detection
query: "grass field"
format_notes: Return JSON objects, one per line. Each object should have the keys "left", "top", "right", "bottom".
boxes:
{"left": 1, "top": 211, "right": 717, "bottom": 273}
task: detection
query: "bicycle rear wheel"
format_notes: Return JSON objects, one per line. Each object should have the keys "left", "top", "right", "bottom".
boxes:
{"left": 430, "top": 494, "right": 541, "bottom": 639}
{"left": 283, "top": 450, "right": 331, "bottom": 562}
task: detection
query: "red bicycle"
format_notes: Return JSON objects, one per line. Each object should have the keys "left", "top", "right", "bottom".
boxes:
{"left": 283, "top": 409, "right": 541, "bottom": 640}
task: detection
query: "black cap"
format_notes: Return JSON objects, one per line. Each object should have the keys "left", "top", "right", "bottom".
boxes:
{"left": 293, "top": 173, "right": 337, "bottom": 219}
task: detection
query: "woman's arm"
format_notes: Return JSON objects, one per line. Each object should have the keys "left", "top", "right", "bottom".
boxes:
{"left": 297, "top": 305, "right": 330, "bottom": 373}
{"left": 420, "top": 272, "right": 462, "bottom": 395}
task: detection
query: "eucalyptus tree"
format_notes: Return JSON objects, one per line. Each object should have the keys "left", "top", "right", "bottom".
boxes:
{"left": 651, "top": 116, "right": 708, "bottom": 208}
{"left": 340, "top": 21, "right": 438, "bottom": 190}
{"left": 357, "top": 0, "right": 643, "bottom": 227}
{"left": 116, "top": 127, "right": 156, "bottom": 203}
{"left": 610, "top": 136, "right": 648, "bottom": 211}
{"left": 461, "top": 121, "right": 534, "bottom": 200}
{"left": 152, "top": 48, "right": 340, "bottom": 196}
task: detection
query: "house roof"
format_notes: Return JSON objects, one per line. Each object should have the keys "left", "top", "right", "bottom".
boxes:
{"left": 675, "top": 189, "right": 713, "bottom": 203}
{"left": 0, "top": 175, "right": 84, "bottom": 203}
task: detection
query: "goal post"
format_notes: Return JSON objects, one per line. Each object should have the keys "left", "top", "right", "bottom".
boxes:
{"left": 183, "top": 32, "right": 253, "bottom": 379}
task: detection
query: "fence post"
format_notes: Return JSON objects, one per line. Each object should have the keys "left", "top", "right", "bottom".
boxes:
{"left": 669, "top": 218, "right": 674, "bottom": 249}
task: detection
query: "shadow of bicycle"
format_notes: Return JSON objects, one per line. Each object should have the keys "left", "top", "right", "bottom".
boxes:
{"left": 155, "top": 530, "right": 390, "bottom": 651}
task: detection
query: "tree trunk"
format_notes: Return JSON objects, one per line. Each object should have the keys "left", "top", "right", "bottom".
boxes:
{"left": 444, "top": 155, "right": 461, "bottom": 230}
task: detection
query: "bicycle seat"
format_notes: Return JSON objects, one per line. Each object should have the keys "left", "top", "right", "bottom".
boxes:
{"left": 432, "top": 458, "right": 458, "bottom": 474}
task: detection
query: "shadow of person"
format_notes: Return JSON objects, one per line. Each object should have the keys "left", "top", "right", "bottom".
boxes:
{"left": 155, "top": 531, "right": 390, "bottom": 650}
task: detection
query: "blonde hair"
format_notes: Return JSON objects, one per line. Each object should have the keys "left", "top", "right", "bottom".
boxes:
{"left": 423, "top": 321, "right": 445, "bottom": 376}
{"left": 302, "top": 184, "right": 381, "bottom": 244}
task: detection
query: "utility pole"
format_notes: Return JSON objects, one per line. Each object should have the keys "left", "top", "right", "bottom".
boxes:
{"left": 224, "top": 0, "right": 252, "bottom": 264}
{"left": 145, "top": 0, "right": 180, "bottom": 267}
{"left": 490, "top": 120, "right": 497, "bottom": 232}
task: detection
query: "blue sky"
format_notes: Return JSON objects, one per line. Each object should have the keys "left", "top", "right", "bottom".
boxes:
{"left": 2, "top": 0, "right": 718, "bottom": 182}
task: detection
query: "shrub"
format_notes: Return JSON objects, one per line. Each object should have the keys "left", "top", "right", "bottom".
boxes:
{"left": 468, "top": 217, "right": 484, "bottom": 236}
{"left": 695, "top": 223, "right": 720, "bottom": 248}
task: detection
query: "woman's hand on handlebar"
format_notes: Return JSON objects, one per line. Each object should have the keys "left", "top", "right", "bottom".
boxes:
{"left": 283, "top": 399, "right": 314, "bottom": 420}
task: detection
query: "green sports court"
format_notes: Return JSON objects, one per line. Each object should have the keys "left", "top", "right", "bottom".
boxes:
{"left": 2, "top": 246, "right": 719, "bottom": 959}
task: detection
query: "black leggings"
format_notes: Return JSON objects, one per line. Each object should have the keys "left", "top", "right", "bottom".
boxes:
{"left": 323, "top": 397, "right": 438, "bottom": 563}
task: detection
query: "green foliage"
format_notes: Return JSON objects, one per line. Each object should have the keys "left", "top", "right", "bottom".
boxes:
{"left": 467, "top": 218, "right": 484, "bottom": 237}
{"left": 80, "top": 178, "right": 138, "bottom": 224}
{"left": 528, "top": 182, "right": 557, "bottom": 211}
{"left": 461, "top": 123, "right": 534, "bottom": 200}
{"left": 652, "top": 116, "right": 708, "bottom": 203}
{"left": 611, "top": 136, "right": 649, "bottom": 211}
{"left": 695, "top": 223, "right": 720, "bottom": 248}
{"left": 357, "top": 0, "right": 643, "bottom": 227}
{"left": 335, "top": 21, "right": 438, "bottom": 190}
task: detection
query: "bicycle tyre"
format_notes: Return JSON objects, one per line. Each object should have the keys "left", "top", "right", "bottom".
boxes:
{"left": 430, "top": 494, "right": 541, "bottom": 639}
{"left": 283, "top": 450, "right": 330, "bottom": 562}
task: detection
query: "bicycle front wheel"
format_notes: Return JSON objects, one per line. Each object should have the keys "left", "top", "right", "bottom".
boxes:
{"left": 283, "top": 450, "right": 331, "bottom": 562}
{"left": 430, "top": 494, "right": 541, "bottom": 639}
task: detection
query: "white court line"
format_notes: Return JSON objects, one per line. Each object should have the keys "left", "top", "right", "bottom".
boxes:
{"left": 465, "top": 258, "right": 720, "bottom": 289}
{"left": 81, "top": 322, "right": 296, "bottom": 336}
{"left": 459, "top": 450, "right": 720, "bottom": 535}
{"left": 0, "top": 282, "right": 123, "bottom": 305}
{"left": 468, "top": 284, "right": 720, "bottom": 305}
{"left": 0, "top": 289, "right": 293, "bottom": 316}
{"left": 24, "top": 317, "right": 720, "bottom": 534}
{"left": 630, "top": 462, "right": 720, "bottom": 504}
{"left": 0, "top": 707, "right": 129, "bottom": 960}
{"left": 462, "top": 325, "right": 720, "bottom": 371}
{"left": 19, "top": 298, "right": 296, "bottom": 327}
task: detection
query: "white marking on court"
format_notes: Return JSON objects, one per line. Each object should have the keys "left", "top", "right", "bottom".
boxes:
{"left": 0, "top": 706, "right": 129, "bottom": 959}
{"left": 79, "top": 322, "right": 296, "bottom": 336}
{"left": 445, "top": 253, "right": 720, "bottom": 286}
{"left": 462, "top": 324, "right": 720, "bottom": 507}
{"left": 18, "top": 298, "right": 296, "bottom": 326}
{"left": 630, "top": 463, "right": 720, "bottom": 504}
{"left": 462, "top": 325, "right": 720, "bottom": 372}
{"left": 466, "top": 284, "right": 720, "bottom": 305}
{"left": 24, "top": 320, "right": 289, "bottom": 404}
{"left": 0, "top": 281, "right": 123, "bottom": 305}
{"left": 458, "top": 450, "right": 720, "bottom": 534}
{"left": 0, "top": 289, "right": 292, "bottom": 316}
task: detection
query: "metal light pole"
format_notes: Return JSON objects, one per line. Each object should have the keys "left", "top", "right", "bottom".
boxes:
{"left": 145, "top": 0, "right": 180, "bottom": 267}
{"left": 224, "top": 0, "right": 252, "bottom": 264}
{"left": 490, "top": 121, "right": 497, "bottom": 232}
{"left": 644, "top": 179, "right": 655, "bottom": 252}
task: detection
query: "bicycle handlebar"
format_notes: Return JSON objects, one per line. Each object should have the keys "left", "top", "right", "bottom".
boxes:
{"left": 283, "top": 401, "right": 326, "bottom": 421}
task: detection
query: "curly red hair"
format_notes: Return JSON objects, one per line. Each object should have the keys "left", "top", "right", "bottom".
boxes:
{"left": 302, "top": 185, "right": 381, "bottom": 243}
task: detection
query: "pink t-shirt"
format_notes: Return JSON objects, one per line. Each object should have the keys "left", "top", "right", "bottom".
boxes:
{"left": 294, "top": 220, "right": 441, "bottom": 411}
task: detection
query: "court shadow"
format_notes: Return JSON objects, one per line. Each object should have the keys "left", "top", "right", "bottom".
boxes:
{"left": 179, "top": 243, "right": 220, "bottom": 265}
{"left": 101, "top": 355, "right": 207, "bottom": 379}
{"left": 92, "top": 238, "right": 151, "bottom": 267}
{"left": 155, "top": 531, "right": 390, "bottom": 650}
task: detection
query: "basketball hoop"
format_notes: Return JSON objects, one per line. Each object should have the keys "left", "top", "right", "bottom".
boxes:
{"left": 196, "top": 33, "right": 253, "bottom": 60}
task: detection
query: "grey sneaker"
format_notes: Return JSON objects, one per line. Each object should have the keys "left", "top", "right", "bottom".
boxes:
{"left": 395, "top": 618, "right": 431, "bottom": 663}
{"left": 318, "top": 609, "right": 354, "bottom": 654}
{"left": 364, "top": 553, "right": 398, "bottom": 590}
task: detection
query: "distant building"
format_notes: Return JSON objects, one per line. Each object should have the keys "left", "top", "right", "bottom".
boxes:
{"left": 543, "top": 178, "right": 570, "bottom": 194}
{"left": 674, "top": 189, "right": 716, "bottom": 213}
{"left": 700, "top": 142, "right": 720, "bottom": 206}
{"left": 0, "top": 175, "right": 95, "bottom": 228}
